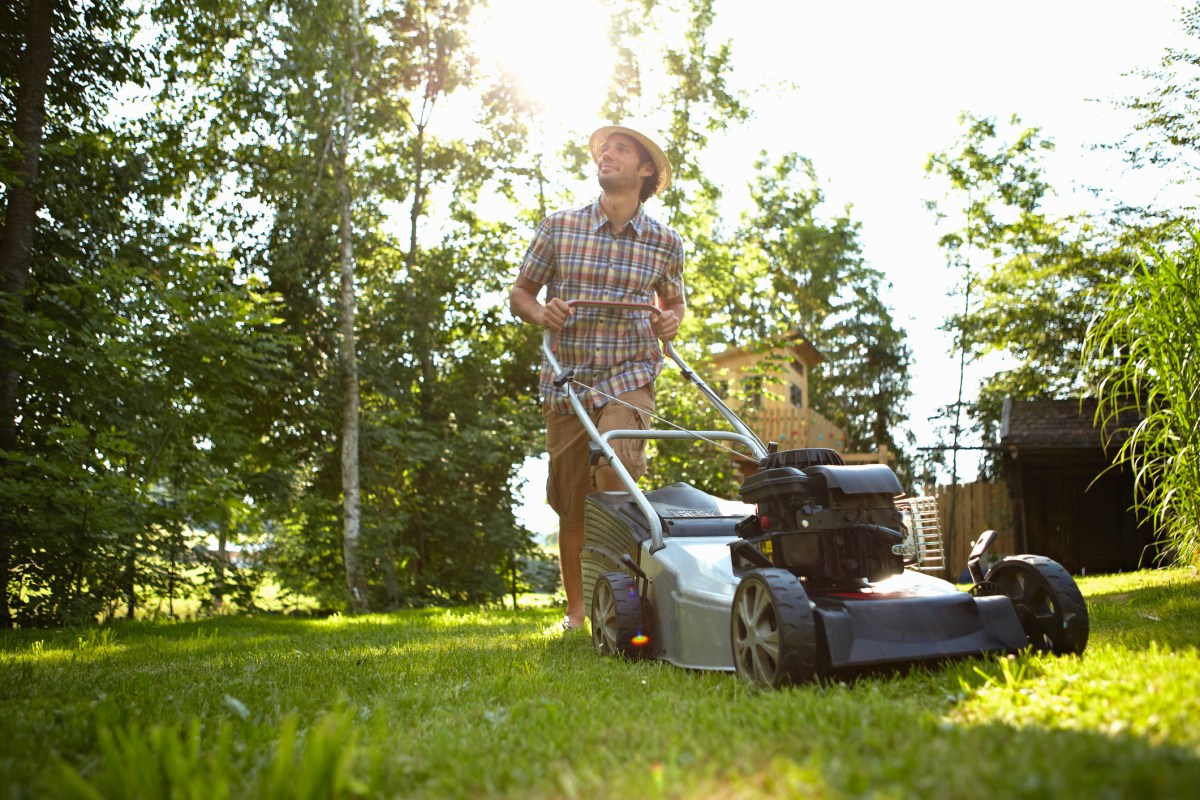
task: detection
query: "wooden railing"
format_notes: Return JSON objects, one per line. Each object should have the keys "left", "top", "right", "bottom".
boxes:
{"left": 744, "top": 407, "right": 891, "bottom": 465}
{"left": 747, "top": 407, "right": 843, "bottom": 451}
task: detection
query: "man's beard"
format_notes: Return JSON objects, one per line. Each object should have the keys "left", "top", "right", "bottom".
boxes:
{"left": 598, "top": 169, "right": 642, "bottom": 195}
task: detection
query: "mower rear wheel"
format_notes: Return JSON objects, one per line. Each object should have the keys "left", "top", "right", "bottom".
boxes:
{"left": 730, "top": 568, "right": 817, "bottom": 687}
{"left": 591, "top": 572, "right": 648, "bottom": 659}
{"left": 988, "top": 555, "right": 1089, "bottom": 655}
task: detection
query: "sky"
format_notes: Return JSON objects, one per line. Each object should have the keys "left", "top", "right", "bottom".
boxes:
{"left": 708, "top": 0, "right": 1193, "bottom": 466}
{"left": 473, "top": 0, "right": 1196, "bottom": 536}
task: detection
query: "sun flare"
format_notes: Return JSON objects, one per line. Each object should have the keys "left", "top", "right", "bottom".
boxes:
{"left": 471, "top": 0, "right": 613, "bottom": 121}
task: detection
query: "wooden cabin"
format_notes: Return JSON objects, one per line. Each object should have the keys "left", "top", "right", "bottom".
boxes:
{"left": 708, "top": 332, "right": 892, "bottom": 475}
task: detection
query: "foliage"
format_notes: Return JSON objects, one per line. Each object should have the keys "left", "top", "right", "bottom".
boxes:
{"left": 1116, "top": 2, "right": 1200, "bottom": 180}
{"left": 143, "top": 0, "right": 545, "bottom": 613}
{"left": 1, "top": 568, "right": 1198, "bottom": 798}
{"left": 924, "top": 113, "right": 1101, "bottom": 479}
{"left": 0, "top": 0, "right": 295, "bottom": 626}
{"left": 1, "top": 0, "right": 549, "bottom": 623}
{"left": 1085, "top": 235, "right": 1200, "bottom": 568}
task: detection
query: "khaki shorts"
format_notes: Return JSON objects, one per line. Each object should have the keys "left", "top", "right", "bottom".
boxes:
{"left": 544, "top": 384, "right": 655, "bottom": 529}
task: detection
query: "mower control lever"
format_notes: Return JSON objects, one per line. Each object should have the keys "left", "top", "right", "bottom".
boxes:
{"left": 966, "top": 530, "right": 998, "bottom": 584}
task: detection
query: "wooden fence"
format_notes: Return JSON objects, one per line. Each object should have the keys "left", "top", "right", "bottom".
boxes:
{"left": 931, "top": 480, "right": 1014, "bottom": 581}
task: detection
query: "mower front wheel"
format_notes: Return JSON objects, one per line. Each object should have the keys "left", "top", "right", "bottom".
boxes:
{"left": 988, "top": 555, "right": 1089, "bottom": 655}
{"left": 591, "top": 572, "right": 649, "bottom": 659}
{"left": 730, "top": 568, "right": 817, "bottom": 687}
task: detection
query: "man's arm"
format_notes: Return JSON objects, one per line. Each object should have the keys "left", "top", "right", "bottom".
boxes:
{"left": 510, "top": 274, "right": 572, "bottom": 332}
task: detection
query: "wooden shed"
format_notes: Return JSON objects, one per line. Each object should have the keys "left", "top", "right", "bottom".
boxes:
{"left": 998, "top": 397, "right": 1158, "bottom": 574}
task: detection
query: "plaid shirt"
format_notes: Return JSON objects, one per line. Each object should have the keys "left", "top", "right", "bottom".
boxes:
{"left": 520, "top": 198, "right": 686, "bottom": 413}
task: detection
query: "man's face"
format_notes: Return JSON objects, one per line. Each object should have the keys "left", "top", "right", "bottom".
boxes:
{"left": 596, "top": 133, "right": 654, "bottom": 194}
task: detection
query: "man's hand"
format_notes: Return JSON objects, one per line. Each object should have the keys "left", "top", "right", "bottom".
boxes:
{"left": 511, "top": 276, "right": 572, "bottom": 332}
{"left": 538, "top": 297, "right": 572, "bottom": 333}
{"left": 651, "top": 309, "right": 681, "bottom": 341}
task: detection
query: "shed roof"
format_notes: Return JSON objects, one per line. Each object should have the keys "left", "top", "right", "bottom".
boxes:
{"left": 999, "top": 397, "right": 1139, "bottom": 452}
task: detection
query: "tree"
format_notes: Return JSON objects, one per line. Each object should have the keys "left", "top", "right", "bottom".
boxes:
{"left": 743, "top": 153, "right": 913, "bottom": 475}
{"left": 149, "top": 0, "right": 548, "bottom": 611}
{"left": 0, "top": 1, "right": 288, "bottom": 624}
{"left": 334, "top": 0, "right": 367, "bottom": 612}
{"left": 924, "top": 113, "right": 1063, "bottom": 479}
{"left": 657, "top": 0, "right": 748, "bottom": 353}
{"left": 1116, "top": 3, "right": 1200, "bottom": 181}
{"left": 813, "top": 272, "right": 914, "bottom": 461}
{"left": 0, "top": 0, "right": 54, "bottom": 627}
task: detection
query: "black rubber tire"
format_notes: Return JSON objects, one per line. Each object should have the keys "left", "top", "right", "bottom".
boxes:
{"left": 591, "top": 572, "right": 648, "bottom": 659}
{"left": 730, "top": 568, "right": 818, "bottom": 687}
{"left": 987, "top": 555, "right": 1089, "bottom": 655}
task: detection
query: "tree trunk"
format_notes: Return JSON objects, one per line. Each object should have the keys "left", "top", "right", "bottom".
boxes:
{"left": 168, "top": 541, "right": 176, "bottom": 618}
{"left": 213, "top": 509, "right": 228, "bottom": 608}
{"left": 337, "top": 0, "right": 367, "bottom": 613}
{"left": 0, "top": 0, "right": 55, "bottom": 629}
{"left": 125, "top": 547, "right": 136, "bottom": 619}
{"left": 381, "top": 494, "right": 401, "bottom": 607}
{"left": 337, "top": 151, "right": 365, "bottom": 612}
{"left": 509, "top": 556, "right": 519, "bottom": 611}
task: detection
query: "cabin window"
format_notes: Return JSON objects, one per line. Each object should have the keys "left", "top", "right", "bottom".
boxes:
{"left": 790, "top": 383, "right": 804, "bottom": 409}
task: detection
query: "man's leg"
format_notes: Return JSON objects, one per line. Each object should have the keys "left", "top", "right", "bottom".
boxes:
{"left": 593, "top": 384, "right": 654, "bottom": 491}
{"left": 558, "top": 523, "right": 586, "bottom": 627}
{"left": 544, "top": 405, "right": 591, "bottom": 629}
{"left": 545, "top": 385, "right": 653, "bottom": 629}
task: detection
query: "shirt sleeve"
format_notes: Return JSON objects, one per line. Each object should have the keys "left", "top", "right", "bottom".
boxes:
{"left": 519, "top": 216, "right": 557, "bottom": 286}
{"left": 654, "top": 231, "right": 686, "bottom": 304}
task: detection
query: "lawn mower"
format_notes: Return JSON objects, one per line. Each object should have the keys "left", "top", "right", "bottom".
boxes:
{"left": 545, "top": 300, "right": 1089, "bottom": 688}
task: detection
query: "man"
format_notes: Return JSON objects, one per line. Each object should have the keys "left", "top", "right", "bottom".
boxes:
{"left": 510, "top": 123, "right": 686, "bottom": 631}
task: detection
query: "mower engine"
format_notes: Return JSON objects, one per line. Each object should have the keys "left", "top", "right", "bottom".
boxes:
{"left": 735, "top": 448, "right": 907, "bottom": 588}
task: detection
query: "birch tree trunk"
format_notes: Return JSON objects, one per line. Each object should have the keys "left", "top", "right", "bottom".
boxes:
{"left": 336, "top": 0, "right": 367, "bottom": 612}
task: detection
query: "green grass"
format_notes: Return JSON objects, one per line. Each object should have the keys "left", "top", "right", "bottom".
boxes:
{"left": 2, "top": 568, "right": 1199, "bottom": 799}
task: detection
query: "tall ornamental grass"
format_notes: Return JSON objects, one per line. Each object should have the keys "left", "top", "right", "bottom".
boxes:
{"left": 1084, "top": 236, "right": 1200, "bottom": 567}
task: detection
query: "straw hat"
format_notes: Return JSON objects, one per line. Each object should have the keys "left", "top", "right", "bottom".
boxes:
{"left": 588, "top": 123, "right": 672, "bottom": 196}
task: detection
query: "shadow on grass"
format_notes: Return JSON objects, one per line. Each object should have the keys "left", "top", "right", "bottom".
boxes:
{"left": 0, "top": 606, "right": 559, "bottom": 655}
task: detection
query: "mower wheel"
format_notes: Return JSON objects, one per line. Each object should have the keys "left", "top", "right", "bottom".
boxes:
{"left": 987, "top": 555, "right": 1089, "bottom": 655}
{"left": 591, "top": 572, "right": 649, "bottom": 659}
{"left": 730, "top": 568, "right": 817, "bottom": 687}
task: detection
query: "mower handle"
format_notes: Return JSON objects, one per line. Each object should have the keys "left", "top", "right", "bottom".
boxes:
{"left": 565, "top": 299, "right": 661, "bottom": 314}
{"left": 542, "top": 298, "right": 677, "bottom": 357}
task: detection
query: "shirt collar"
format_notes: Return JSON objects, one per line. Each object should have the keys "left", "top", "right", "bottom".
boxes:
{"left": 589, "top": 196, "right": 645, "bottom": 236}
